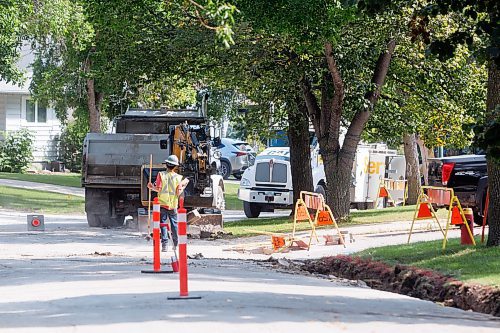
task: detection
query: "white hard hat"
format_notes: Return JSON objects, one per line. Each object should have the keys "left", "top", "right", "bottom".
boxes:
{"left": 164, "top": 155, "right": 179, "bottom": 166}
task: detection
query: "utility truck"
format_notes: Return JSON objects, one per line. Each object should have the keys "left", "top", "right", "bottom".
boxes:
{"left": 82, "top": 99, "right": 224, "bottom": 227}
{"left": 238, "top": 139, "right": 405, "bottom": 218}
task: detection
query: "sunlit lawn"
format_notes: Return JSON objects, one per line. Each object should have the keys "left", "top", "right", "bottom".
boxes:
{"left": 224, "top": 182, "right": 242, "bottom": 211}
{"left": 355, "top": 238, "right": 500, "bottom": 287}
{"left": 225, "top": 204, "right": 448, "bottom": 237}
{"left": 0, "top": 172, "right": 81, "bottom": 188}
{"left": 0, "top": 186, "right": 85, "bottom": 214}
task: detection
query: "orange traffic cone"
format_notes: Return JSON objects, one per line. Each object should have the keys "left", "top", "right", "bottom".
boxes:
{"left": 417, "top": 203, "right": 433, "bottom": 219}
{"left": 451, "top": 206, "right": 464, "bottom": 225}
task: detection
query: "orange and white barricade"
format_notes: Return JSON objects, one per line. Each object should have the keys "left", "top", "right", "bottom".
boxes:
{"left": 168, "top": 198, "right": 201, "bottom": 300}
{"left": 408, "top": 186, "right": 475, "bottom": 250}
{"left": 141, "top": 197, "right": 173, "bottom": 274}
{"left": 375, "top": 178, "right": 408, "bottom": 208}
{"left": 292, "top": 191, "right": 345, "bottom": 250}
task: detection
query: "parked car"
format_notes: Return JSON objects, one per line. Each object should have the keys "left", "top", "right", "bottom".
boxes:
{"left": 428, "top": 154, "right": 488, "bottom": 225}
{"left": 216, "top": 138, "right": 256, "bottom": 179}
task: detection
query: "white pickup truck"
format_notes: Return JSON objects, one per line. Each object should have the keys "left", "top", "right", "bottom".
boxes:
{"left": 238, "top": 142, "right": 406, "bottom": 218}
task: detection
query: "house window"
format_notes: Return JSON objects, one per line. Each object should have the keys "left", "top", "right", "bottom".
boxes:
{"left": 24, "top": 99, "right": 47, "bottom": 123}
{"left": 26, "top": 100, "right": 36, "bottom": 122}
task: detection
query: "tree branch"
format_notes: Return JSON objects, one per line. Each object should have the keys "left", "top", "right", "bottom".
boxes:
{"left": 300, "top": 78, "right": 321, "bottom": 136}
{"left": 324, "top": 42, "right": 344, "bottom": 150}
{"left": 343, "top": 39, "right": 396, "bottom": 156}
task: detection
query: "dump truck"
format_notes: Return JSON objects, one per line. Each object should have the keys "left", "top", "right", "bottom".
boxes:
{"left": 82, "top": 101, "right": 224, "bottom": 228}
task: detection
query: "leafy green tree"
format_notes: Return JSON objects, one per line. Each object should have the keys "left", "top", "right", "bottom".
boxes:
{"left": 412, "top": 0, "right": 499, "bottom": 245}
{"left": 233, "top": 0, "right": 402, "bottom": 219}
{"left": 366, "top": 25, "right": 487, "bottom": 203}
{"left": 23, "top": 0, "right": 238, "bottom": 132}
{"left": 0, "top": 0, "right": 31, "bottom": 82}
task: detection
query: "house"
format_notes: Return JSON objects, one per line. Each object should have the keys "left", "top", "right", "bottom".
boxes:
{"left": 0, "top": 46, "right": 62, "bottom": 170}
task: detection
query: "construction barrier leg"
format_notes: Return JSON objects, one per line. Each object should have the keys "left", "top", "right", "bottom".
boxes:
{"left": 407, "top": 196, "right": 422, "bottom": 243}
{"left": 442, "top": 208, "right": 452, "bottom": 251}
{"left": 325, "top": 206, "right": 345, "bottom": 248}
{"left": 429, "top": 204, "right": 446, "bottom": 237}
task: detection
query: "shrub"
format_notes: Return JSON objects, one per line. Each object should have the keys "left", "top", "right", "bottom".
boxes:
{"left": 0, "top": 128, "right": 35, "bottom": 173}
{"left": 58, "top": 118, "right": 89, "bottom": 172}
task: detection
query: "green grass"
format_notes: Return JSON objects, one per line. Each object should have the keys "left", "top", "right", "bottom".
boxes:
{"left": 0, "top": 172, "right": 81, "bottom": 188}
{"left": 355, "top": 238, "right": 500, "bottom": 287}
{"left": 225, "top": 205, "right": 449, "bottom": 237}
{"left": 347, "top": 204, "right": 448, "bottom": 224}
{"left": 225, "top": 216, "right": 306, "bottom": 237}
{"left": 0, "top": 186, "right": 85, "bottom": 214}
{"left": 224, "top": 182, "right": 243, "bottom": 211}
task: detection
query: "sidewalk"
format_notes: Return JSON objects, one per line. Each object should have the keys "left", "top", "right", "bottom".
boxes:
{"left": 0, "top": 178, "right": 84, "bottom": 197}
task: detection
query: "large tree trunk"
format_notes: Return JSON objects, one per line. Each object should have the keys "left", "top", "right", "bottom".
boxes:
{"left": 486, "top": 61, "right": 500, "bottom": 246}
{"left": 403, "top": 133, "right": 421, "bottom": 204}
{"left": 287, "top": 98, "right": 314, "bottom": 208}
{"left": 416, "top": 135, "right": 430, "bottom": 185}
{"left": 322, "top": 152, "right": 353, "bottom": 220}
{"left": 84, "top": 56, "right": 102, "bottom": 133}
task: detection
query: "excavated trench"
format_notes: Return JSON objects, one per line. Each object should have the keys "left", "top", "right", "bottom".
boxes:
{"left": 273, "top": 255, "right": 500, "bottom": 317}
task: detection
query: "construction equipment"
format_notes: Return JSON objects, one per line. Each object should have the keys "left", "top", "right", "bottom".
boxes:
{"left": 82, "top": 95, "right": 225, "bottom": 228}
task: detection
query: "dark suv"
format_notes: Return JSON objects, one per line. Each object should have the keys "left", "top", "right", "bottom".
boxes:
{"left": 428, "top": 155, "right": 488, "bottom": 225}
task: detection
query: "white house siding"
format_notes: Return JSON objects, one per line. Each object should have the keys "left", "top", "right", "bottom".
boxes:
{"left": 0, "top": 94, "right": 6, "bottom": 131}
{"left": 3, "top": 94, "right": 61, "bottom": 164}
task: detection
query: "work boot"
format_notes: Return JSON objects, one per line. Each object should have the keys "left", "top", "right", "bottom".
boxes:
{"left": 162, "top": 243, "right": 167, "bottom": 252}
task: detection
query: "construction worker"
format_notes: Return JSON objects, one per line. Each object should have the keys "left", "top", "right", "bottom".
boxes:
{"left": 147, "top": 155, "right": 189, "bottom": 252}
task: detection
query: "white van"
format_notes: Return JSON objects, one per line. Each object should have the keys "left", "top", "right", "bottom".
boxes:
{"left": 238, "top": 141, "right": 406, "bottom": 218}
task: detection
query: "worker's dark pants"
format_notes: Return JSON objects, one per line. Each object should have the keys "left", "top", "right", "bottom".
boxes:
{"left": 160, "top": 208, "right": 178, "bottom": 247}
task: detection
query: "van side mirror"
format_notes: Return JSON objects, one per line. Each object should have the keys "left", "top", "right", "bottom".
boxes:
{"left": 160, "top": 139, "right": 168, "bottom": 149}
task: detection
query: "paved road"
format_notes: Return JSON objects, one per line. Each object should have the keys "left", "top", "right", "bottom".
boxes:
{"left": 1, "top": 210, "right": 498, "bottom": 333}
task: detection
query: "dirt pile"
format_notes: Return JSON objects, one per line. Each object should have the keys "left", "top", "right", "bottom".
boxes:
{"left": 299, "top": 255, "right": 500, "bottom": 317}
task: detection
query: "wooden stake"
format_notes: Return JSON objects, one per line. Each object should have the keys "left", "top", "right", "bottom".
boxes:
{"left": 147, "top": 154, "right": 153, "bottom": 237}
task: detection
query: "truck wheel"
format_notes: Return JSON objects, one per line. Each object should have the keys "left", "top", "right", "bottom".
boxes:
{"left": 243, "top": 201, "right": 261, "bottom": 218}
{"left": 220, "top": 160, "right": 231, "bottom": 180}
{"left": 87, "top": 214, "right": 102, "bottom": 227}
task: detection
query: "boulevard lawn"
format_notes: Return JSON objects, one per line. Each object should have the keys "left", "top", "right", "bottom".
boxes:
{"left": 0, "top": 172, "right": 81, "bottom": 187}
{"left": 0, "top": 186, "right": 85, "bottom": 214}
{"left": 355, "top": 238, "right": 500, "bottom": 287}
{"left": 224, "top": 205, "right": 448, "bottom": 237}
{"left": 0, "top": 172, "right": 245, "bottom": 210}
